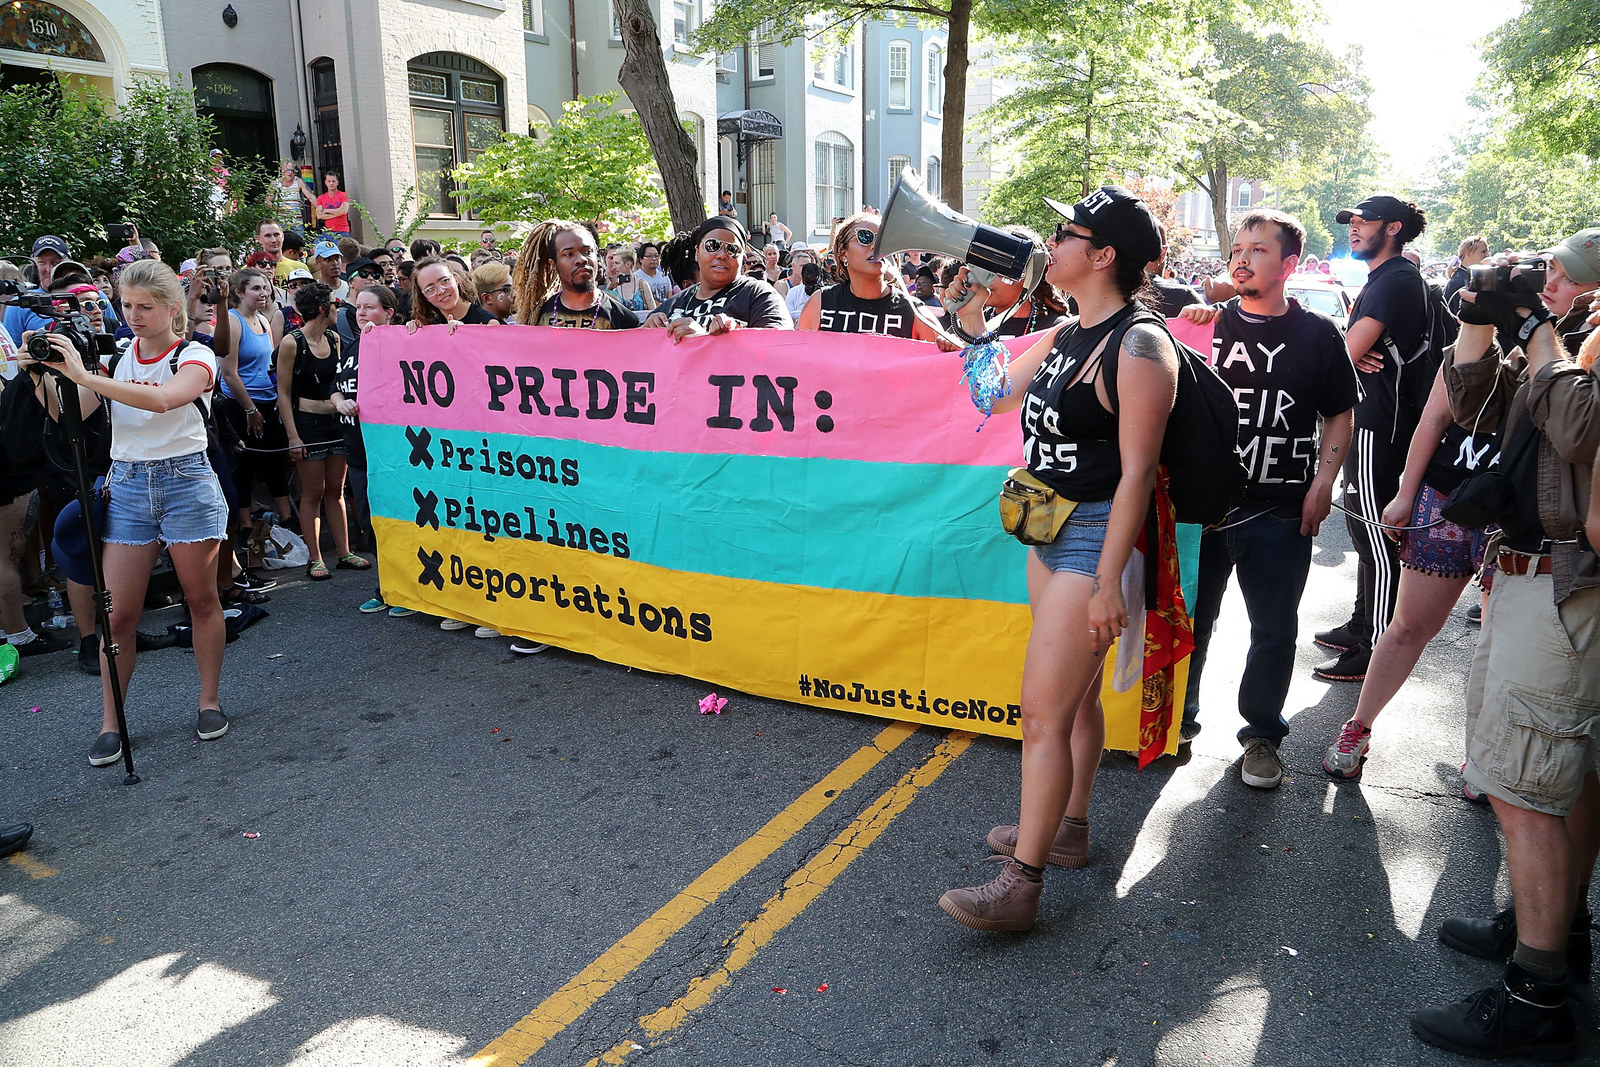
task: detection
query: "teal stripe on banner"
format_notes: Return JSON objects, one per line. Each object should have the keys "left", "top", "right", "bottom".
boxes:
{"left": 362, "top": 422, "right": 1029, "bottom": 604}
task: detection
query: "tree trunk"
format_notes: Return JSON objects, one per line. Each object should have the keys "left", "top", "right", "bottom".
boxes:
{"left": 941, "top": 0, "right": 972, "bottom": 210}
{"left": 614, "top": 0, "right": 704, "bottom": 232}
{"left": 1081, "top": 54, "right": 1095, "bottom": 198}
{"left": 1206, "top": 159, "right": 1231, "bottom": 259}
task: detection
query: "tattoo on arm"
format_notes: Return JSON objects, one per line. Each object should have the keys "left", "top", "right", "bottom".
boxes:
{"left": 1124, "top": 324, "right": 1173, "bottom": 364}
{"left": 1091, "top": 577, "right": 1101, "bottom": 596}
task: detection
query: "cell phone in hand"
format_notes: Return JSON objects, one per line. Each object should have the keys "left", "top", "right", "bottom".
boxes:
{"left": 106, "top": 222, "right": 136, "bottom": 246}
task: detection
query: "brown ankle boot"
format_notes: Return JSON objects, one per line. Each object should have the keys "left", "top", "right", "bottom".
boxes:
{"left": 986, "top": 816, "right": 1089, "bottom": 868}
{"left": 939, "top": 858, "right": 1042, "bottom": 932}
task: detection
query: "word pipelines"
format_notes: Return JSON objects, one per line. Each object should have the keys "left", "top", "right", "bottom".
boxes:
{"left": 413, "top": 489, "right": 629, "bottom": 556}
{"left": 797, "top": 674, "right": 1021, "bottom": 726}
{"left": 418, "top": 548, "right": 712, "bottom": 642}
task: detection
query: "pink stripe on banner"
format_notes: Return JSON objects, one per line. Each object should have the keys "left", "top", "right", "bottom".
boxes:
{"left": 358, "top": 324, "right": 1041, "bottom": 467}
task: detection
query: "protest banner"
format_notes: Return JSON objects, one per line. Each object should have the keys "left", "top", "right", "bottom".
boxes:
{"left": 359, "top": 325, "right": 1195, "bottom": 758}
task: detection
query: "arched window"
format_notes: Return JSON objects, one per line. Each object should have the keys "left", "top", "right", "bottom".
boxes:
{"left": 888, "top": 41, "right": 911, "bottom": 110}
{"left": 926, "top": 44, "right": 943, "bottom": 115}
{"left": 887, "top": 155, "right": 911, "bottom": 199}
{"left": 408, "top": 52, "right": 505, "bottom": 217}
{"left": 1237, "top": 183, "right": 1252, "bottom": 208}
{"left": 527, "top": 104, "right": 552, "bottom": 138}
{"left": 192, "top": 63, "right": 276, "bottom": 166}
{"left": 925, "top": 156, "right": 941, "bottom": 197}
{"left": 814, "top": 131, "right": 853, "bottom": 231}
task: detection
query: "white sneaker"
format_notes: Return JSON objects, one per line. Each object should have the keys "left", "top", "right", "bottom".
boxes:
{"left": 439, "top": 618, "right": 471, "bottom": 631}
{"left": 474, "top": 626, "right": 500, "bottom": 639}
{"left": 510, "top": 639, "right": 549, "bottom": 655}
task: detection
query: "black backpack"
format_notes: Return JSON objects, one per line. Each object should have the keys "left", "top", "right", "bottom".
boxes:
{"left": 1106, "top": 310, "right": 1245, "bottom": 527}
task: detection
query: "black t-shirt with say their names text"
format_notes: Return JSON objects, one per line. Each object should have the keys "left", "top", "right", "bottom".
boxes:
{"left": 1211, "top": 297, "right": 1358, "bottom": 503}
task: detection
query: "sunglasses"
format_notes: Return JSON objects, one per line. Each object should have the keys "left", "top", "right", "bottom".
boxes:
{"left": 700, "top": 237, "right": 744, "bottom": 257}
{"left": 850, "top": 228, "right": 876, "bottom": 247}
{"left": 1053, "top": 224, "right": 1093, "bottom": 245}
{"left": 354, "top": 270, "right": 382, "bottom": 280}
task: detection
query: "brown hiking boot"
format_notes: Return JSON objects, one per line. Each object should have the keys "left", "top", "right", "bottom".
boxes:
{"left": 939, "top": 857, "right": 1042, "bottom": 932}
{"left": 986, "top": 816, "right": 1089, "bottom": 868}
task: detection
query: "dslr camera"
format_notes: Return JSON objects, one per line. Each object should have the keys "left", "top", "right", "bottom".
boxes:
{"left": 9, "top": 288, "right": 116, "bottom": 366}
{"left": 1467, "top": 258, "right": 1546, "bottom": 295}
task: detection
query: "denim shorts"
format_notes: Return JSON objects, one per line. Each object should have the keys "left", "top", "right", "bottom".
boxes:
{"left": 105, "top": 452, "right": 228, "bottom": 546}
{"left": 1031, "top": 498, "right": 1113, "bottom": 577}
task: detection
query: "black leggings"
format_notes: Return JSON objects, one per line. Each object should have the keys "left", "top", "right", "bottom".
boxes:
{"left": 220, "top": 394, "right": 293, "bottom": 506}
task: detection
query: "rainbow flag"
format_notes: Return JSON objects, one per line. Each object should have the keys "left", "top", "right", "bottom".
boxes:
{"left": 360, "top": 325, "right": 1189, "bottom": 754}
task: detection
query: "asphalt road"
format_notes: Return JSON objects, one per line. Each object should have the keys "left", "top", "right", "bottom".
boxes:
{"left": 0, "top": 517, "right": 1550, "bottom": 1067}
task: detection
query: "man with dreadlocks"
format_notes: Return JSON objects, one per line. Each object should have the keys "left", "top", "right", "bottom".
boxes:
{"left": 511, "top": 220, "right": 642, "bottom": 331}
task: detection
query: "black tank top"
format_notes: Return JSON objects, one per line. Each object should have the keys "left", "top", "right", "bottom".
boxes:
{"left": 290, "top": 327, "right": 340, "bottom": 402}
{"left": 816, "top": 283, "right": 916, "bottom": 338}
{"left": 1022, "top": 305, "right": 1138, "bottom": 501}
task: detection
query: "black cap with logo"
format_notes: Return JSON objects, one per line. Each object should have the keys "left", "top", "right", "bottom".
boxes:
{"left": 1043, "top": 186, "right": 1163, "bottom": 265}
{"left": 1335, "top": 196, "right": 1417, "bottom": 226}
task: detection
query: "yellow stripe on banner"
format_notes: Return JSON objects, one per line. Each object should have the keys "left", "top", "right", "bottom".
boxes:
{"left": 467, "top": 720, "right": 920, "bottom": 1067}
{"left": 377, "top": 517, "right": 1034, "bottom": 739}
{"left": 374, "top": 518, "right": 1174, "bottom": 755}
{"left": 583, "top": 731, "right": 977, "bottom": 1067}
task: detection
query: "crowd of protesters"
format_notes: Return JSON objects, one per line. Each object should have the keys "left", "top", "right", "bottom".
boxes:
{"left": 3, "top": 158, "right": 1599, "bottom": 1061}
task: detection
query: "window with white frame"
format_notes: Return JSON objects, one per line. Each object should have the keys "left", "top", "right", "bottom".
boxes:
{"left": 926, "top": 43, "right": 942, "bottom": 114}
{"left": 925, "top": 156, "right": 941, "bottom": 196}
{"left": 522, "top": 0, "right": 542, "bottom": 34}
{"left": 752, "top": 21, "right": 776, "bottom": 79}
{"left": 1237, "top": 183, "right": 1252, "bottom": 208}
{"left": 681, "top": 113, "right": 704, "bottom": 193}
{"left": 814, "top": 131, "right": 853, "bottom": 229}
{"left": 673, "top": 2, "right": 694, "bottom": 47}
{"left": 610, "top": 9, "right": 621, "bottom": 40}
{"left": 814, "top": 41, "right": 854, "bottom": 90}
{"left": 887, "top": 155, "right": 910, "bottom": 196}
{"left": 888, "top": 41, "right": 910, "bottom": 109}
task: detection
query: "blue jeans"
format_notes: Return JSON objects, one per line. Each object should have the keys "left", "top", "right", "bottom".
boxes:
{"left": 1183, "top": 503, "right": 1312, "bottom": 744}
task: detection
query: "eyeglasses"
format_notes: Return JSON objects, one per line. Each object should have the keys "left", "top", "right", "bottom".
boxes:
{"left": 487, "top": 285, "right": 514, "bottom": 297}
{"left": 1053, "top": 224, "right": 1093, "bottom": 245}
{"left": 420, "top": 279, "right": 455, "bottom": 297}
{"left": 700, "top": 237, "right": 744, "bottom": 257}
{"left": 851, "top": 228, "right": 877, "bottom": 247}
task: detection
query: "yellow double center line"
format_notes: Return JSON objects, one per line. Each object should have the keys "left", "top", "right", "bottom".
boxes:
{"left": 470, "top": 722, "right": 972, "bottom": 1066}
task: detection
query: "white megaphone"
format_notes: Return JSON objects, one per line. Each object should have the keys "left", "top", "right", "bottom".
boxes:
{"left": 873, "top": 166, "right": 1048, "bottom": 337}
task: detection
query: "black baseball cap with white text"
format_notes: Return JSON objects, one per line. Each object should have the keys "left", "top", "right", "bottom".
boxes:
{"left": 1043, "top": 187, "right": 1163, "bottom": 265}
{"left": 1335, "top": 196, "right": 1417, "bottom": 226}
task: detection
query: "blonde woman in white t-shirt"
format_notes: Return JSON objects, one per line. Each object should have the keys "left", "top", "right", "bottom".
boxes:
{"left": 26, "top": 259, "right": 231, "bottom": 766}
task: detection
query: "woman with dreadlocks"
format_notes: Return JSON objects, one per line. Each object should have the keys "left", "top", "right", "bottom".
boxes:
{"left": 510, "top": 220, "right": 642, "bottom": 331}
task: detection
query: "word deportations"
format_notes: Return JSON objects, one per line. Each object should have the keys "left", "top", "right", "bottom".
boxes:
{"left": 419, "top": 550, "right": 711, "bottom": 641}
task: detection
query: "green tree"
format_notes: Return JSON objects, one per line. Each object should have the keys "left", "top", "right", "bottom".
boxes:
{"left": 1427, "top": 136, "right": 1599, "bottom": 254}
{"left": 453, "top": 93, "right": 664, "bottom": 229}
{"left": 698, "top": 0, "right": 1079, "bottom": 211}
{"left": 0, "top": 76, "right": 271, "bottom": 262}
{"left": 1180, "top": 17, "right": 1372, "bottom": 256}
{"left": 1482, "top": 0, "right": 1599, "bottom": 158}
{"left": 1272, "top": 143, "right": 1389, "bottom": 258}
{"left": 979, "top": 8, "right": 1227, "bottom": 232}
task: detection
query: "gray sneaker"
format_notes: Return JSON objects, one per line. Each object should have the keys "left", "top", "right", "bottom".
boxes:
{"left": 1323, "top": 718, "right": 1372, "bottom": 779}
{"left": 986, "top": 817, "right": 1089, "bottom": 868}
{"left": 1241, "top": 738, "right": 1283, "bottom": 789}
{"left": 196, "top": 708, "right": 229, "bottom": 740}
{"left": 88, "top": 731, "right": 122, "bottom": 767}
